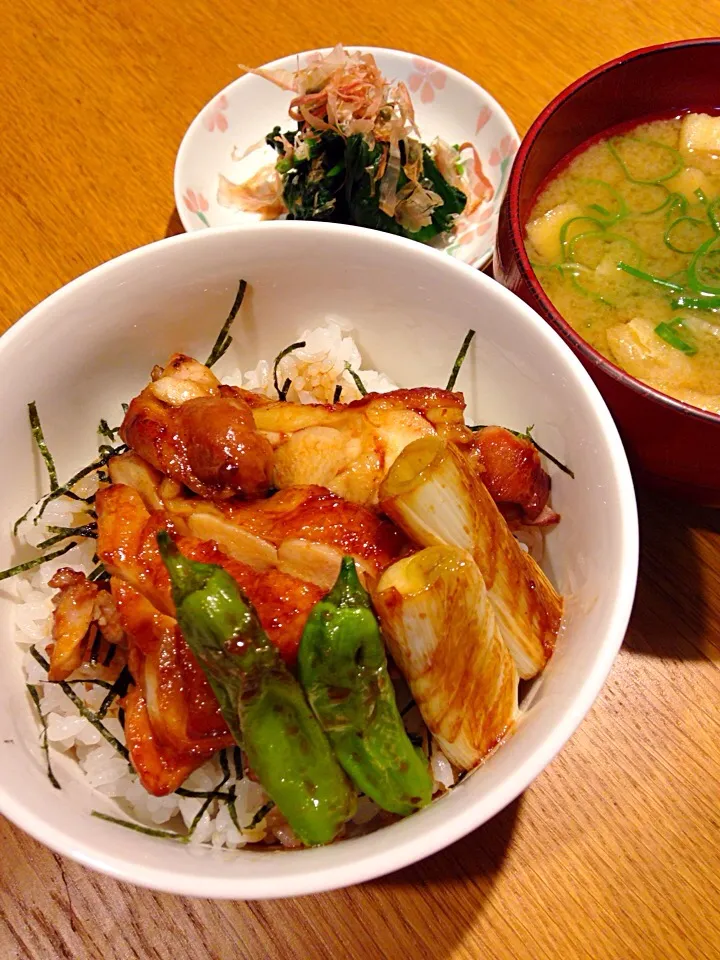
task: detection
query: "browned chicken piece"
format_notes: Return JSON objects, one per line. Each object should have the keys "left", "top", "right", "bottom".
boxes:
{"left": 96, "top": 483, "right": 324, "bottom": 663}
{"left": 466, "top": 426, "right": 558, "bottom": 524}
{"left": 120, "top": 353, "right": 273, "bottom": 500}
{"left": 98, "top": 484, "right": 328, "bottom": 794}
{"left": 113, "top": 579, "right": 234, "bottom": 796}
{"left": 107, "top": 449, "right": 408, "bottom": 588}
{"left": 251, "top": 387, "right": 471, "bottom": 505}
{"left": 47, "top": 568, "right": 124, "bottom": 681}
{"left": 198, "top": 485, "right": 406, "bottom": 575}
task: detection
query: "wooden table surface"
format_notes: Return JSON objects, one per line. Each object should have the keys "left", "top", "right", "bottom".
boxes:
{"left": 1, "top": 3, "right": 719, "bottom": 959}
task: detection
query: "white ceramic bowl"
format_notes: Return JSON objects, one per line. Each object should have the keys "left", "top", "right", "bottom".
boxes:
{"left": 174, "top": 46, "right": 519, "bottom": 270}
{"left": 0, "top": 223, "right": 638, "bottom": 899}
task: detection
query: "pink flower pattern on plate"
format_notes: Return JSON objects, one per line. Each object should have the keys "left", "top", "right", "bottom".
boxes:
{"left": 455, "top": 204, "right": 494, "bottom": 247}
{"left": 475, "top": 105, "right": 492, "bottom": 133}
{"left": 407, "top": 58, "right": 446, "bottom": 104}
{"left": 489, "top": 134, "right": 518, "bottom": 167}
{"left": 183, "top": 189, "right": 210, "bottom": 227}
{"left": 204, "top": 94, "right": 229, "bottom": 133}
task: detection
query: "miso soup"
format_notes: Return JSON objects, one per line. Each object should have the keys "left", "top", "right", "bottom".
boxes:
{"left": 525, "top": 114, "right": 720, "bottom": 414}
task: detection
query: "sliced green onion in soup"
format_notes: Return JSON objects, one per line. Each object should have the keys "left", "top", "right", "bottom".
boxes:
{"left": 607, "top": 137, "right": 684, "bottom": 185}
{"left": 654, "top": 319, "right": 697, "bottom": 355}
{"left": 576, "top": 178, "right": 628, "bottom": 222}
{"left": 664, "top": 216, "right": 714, "bottom": 255}
{"left": 616, "top": 261, "right": 685, "bottom": 292}
{"left": 689, "top": 236, "right": 720, "bottom": 295}
{"left": 558, "top": 216, "right": 607, "bottom": 261}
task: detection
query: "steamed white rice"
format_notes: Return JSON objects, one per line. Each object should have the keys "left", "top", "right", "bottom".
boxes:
{"left": 12, "top": 321, "right": 454, "bottom": 848}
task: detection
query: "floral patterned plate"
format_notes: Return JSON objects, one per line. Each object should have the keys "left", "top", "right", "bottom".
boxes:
{"left": 174, "top": 47, "right": 519, "bottom": 270}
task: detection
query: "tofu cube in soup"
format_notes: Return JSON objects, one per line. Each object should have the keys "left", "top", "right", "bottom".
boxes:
{"left": 664, "top": 165, "right": 711, "bottom": 201}
{"left": 526, "top": 203, "right": 582, "bottom": 262}
{"left": 680, "top": 113, "right": 720, "bottom": 171}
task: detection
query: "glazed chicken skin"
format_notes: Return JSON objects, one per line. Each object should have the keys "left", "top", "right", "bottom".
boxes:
{"left": 121, "top": 354, "right": 273, "bottom": 500}
{"left": 109, "top": 451, "right": 406, "bottom": 589}
{"left": 113, "top": 579, "right": 235, "bottom": 795}
{"left": 96, "top": 483, "right": 324, "bottom": 664}
{"left": 46, "top": 568, "right": 124, "bottom": 681}
{"left": 95, "top": 483, "right": 326, "bottom": 794}
{"left": 251, "top": 386, "right": 470, "bottom": 505}
{"left": 467, "top": 426, "right": 558, "bottom": 525}
{"left": 120, "top": 351, "right": 554, "bottom": 518}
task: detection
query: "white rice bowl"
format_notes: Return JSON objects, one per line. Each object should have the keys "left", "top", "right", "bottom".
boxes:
{"left": 10, "top": 320, "right": 466, "bottom": 851}
{"left": 0, "top": 223, "right": 637, "bottom": 898}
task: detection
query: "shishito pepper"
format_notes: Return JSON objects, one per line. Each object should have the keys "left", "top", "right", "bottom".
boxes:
{"left": 298, "top": 556, "right": 433, "bottom": 815}
{"left": 157, "top": 531, "right": 356, "bottom": 847}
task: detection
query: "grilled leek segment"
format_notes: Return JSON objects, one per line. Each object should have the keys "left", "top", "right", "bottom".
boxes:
{"left": 379, "top": 436, "right": 562, "bottom": 679}
{"left": 374, "top": 545, "right": 518, "bottom": 769}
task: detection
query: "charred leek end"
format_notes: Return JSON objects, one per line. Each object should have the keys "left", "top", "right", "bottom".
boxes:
{"left": 374, "top": 546, "right": 519, "bottom": 769}
{"left": 298, "top": 556, "right": 433, "bottom": 815}
{"left": 157, "top": 531, "right": 356, "bottom": 846}
{"left": 379, "top": 438, "right": 562, "bottom": 680}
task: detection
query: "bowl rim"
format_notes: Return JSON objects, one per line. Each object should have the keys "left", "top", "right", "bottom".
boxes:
{"left": 173, "top": 43, "right": 519, "bottom": 269}
{"left": 0, "top": 222, "right": 638, "bottom": 898}
{"left": 506, "top": 36, "right": 720, "bottom": 429}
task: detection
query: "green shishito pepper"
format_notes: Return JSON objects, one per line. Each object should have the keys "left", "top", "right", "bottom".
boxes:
{"left": 298, "top": 556, "right": 433, "bottom": 816}
{"left": 157, "top": 532, "right": 356, "bottom": 847}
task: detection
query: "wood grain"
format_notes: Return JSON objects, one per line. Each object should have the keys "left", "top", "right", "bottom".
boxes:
{"left": 1, "top": 3, "right": 719, "bottom": 958}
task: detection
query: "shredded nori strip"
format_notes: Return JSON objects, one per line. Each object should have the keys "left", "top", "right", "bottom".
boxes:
{"left": 344, "top": 363, "right": 367, "bottom": 396}
{"left": 37, "top": 522, "right": 97, "bottom": 551}
{"left": 400, "top": 699, "right": 417, "bottom": 718}
{"left": 102, "top": 643, "right": 117, "bottom": 667}
{"left": 333, "top": 383, "right": 343, "bottom": 404}
{"left": 188, "top": 769, "right": 232, "bottom": 836}
{"left": 408, "top": 732, "right": 423, "bottom": 747}
{"left": 63, "top": 490, "right": 96, "bottom": 505}
{"left": 233, "top": 745, "right": 243, "bottom": 780}
{"left": 469, "top": 424, "right": 575, "bottom": 479}
{"left": 218, "top": 748, "right": 242, "bottom": 829}
{"left": 28, "top": 401, "right": 58, "bottom": 491}
{"left": 523, "top": 425, "right": 575, "bottom": 479}
{"left": 35, "top": 443, "right": 127, "bottom": 522}
{"left": 29, "top": 647, "right": 129, "bottom": 760}
{"left": 96, "top": 665, "right": 133, "bottom": 720}
{"left": 12, "top": 506, "right": 34, "bottom": 537}
{"left": 91, "top": 811, "right": 186, "bottom": 841}
{"left": 273, "top": 341, "right": 306, "bottom": 400}
{"left": 0, "top": 540, "right": 79, "bottom": 582}
{"left": 175, "top": 786, "right": 234, "bottom": 802}
{"left": 445, "top": 329, "right": 476, "bottom": 391}
{"left": 27, "top": 684, "right": 61, "bottom": 789}
{"left": 93, "top": 764, "right": 237, "bottom": 841}
{"left": 206, "top": 279, "right": 247, "bottom": 368}
{"left": 88, "top": 563, "right": 108, "bottom": 583}
{"left": 88, "top": 629, "right": 102, "bottom": 665}
{"left": 98, "top": 419, "right": 118, "bottom": 442}
{"left": 57, "top": 677, "right": 115, "bottom": 692}
{"left": 211, "top": 337, "right": 232, "bottom": 366}
{"left": 226, "top": 785, "right": 241, "bottom": 831}
{"left": 247, "top": 800, "right": 274, "bottom": 830}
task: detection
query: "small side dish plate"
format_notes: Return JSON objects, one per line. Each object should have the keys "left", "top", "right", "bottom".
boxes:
{"left": 174, "top": 46, "right": 519, "bottom": 270}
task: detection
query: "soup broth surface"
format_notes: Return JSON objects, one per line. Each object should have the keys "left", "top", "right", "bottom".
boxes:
{"left": 525, "top": 115, "right": 720, "bottom": 413}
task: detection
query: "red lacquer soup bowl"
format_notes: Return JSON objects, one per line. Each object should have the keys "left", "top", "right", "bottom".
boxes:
{"left": 494, "top": 38, "right": 720, "bottom": 505}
